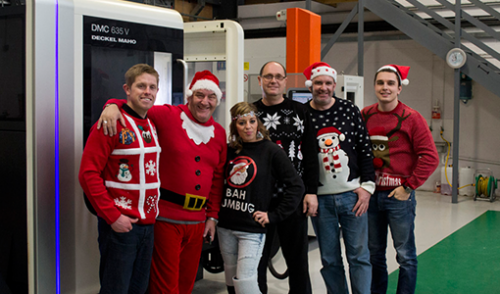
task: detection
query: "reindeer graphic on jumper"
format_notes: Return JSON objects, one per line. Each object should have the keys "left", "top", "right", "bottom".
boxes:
{"left": 363, "top": 108, "right": 411, "bottom": 175}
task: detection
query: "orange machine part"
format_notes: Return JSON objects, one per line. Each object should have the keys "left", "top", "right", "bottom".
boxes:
{"left": 286, "top": 8, "right": 321, "bottom": 75}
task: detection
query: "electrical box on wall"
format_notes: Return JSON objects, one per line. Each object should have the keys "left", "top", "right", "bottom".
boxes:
{"left": 334, "top": 75, "right": 364, "bottom": 110}
{"left": 460, "top": 73, "right": 472, "bottom": 104}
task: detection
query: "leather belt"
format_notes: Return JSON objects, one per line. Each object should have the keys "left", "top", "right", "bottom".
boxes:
{"left": 160, "top": 188, "right": 207, "bottom": 211}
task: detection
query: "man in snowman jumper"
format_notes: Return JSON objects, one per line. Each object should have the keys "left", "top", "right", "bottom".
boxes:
{"left": 362, "top": 65, "right": 438, "bottom": 294}
{"left": 304, "top": 62, "right": 375, "bottom": 294}
{"left": 98, "top": 70, "right": 227, "bottom": 294}
{"left": 79, "top": 64, "right": 161, "bottom": 294}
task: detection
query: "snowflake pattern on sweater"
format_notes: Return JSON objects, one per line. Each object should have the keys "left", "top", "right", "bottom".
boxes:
{"left": 253, "top": 98, "right": 319, "bottom": 195}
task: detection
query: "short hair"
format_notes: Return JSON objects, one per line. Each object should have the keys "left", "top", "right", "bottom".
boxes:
{"left": 229, "top": 102, "right": 270, "bottom": 154}
{"left": 259, "top": 61, "right": 287, "bottom": 77}
{"left": 374, "top": 69, "right": 400, "bottom": 87}
{"left": 125, "top": 64, "right": 159, "bottom": 88}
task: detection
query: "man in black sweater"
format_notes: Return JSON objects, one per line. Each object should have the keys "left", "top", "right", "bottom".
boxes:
{"left": 254, "top": 61, "right": 319, "bottom": 294}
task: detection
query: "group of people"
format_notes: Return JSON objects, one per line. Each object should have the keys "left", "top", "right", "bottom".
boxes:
{"left": 78, "top": 60, "right": 438, "bottom": 294}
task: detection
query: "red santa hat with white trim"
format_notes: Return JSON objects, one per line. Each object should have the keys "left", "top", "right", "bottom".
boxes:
{"left": 377, "top": 64, "right": 410, "bottom": 86}
{"left": 317, "top": 126, "right": 345, "bottom": 142}
{"left": 186, "top": 70, "right": 223, "bottom": 105}
{"left": 303, "top": 62, "right": 337, "bottom": 88}
{"left": 369, "top": 126, "right": 388, "bottom": 141}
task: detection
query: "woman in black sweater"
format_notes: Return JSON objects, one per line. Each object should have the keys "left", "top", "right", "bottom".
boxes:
{"left": 217, "top": 102, "right": 304, "bottom": 294}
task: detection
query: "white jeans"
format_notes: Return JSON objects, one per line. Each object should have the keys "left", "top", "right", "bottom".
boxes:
{"left": 217, "top": 227, "right": 265, "bottom": 293}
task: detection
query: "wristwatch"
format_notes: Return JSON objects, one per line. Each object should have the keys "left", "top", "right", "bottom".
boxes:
{"left": 402, "top": 184, "right": 413, "bottom": 194}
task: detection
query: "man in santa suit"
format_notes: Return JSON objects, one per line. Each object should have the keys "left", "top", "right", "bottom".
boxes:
{"left": 98, "top": 70, "right": 227, "bottom": 294}
{"left": 304, "top": 62, "right": 375, "bottom": 294}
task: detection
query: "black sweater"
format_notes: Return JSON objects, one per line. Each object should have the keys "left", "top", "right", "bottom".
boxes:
{"left": 218, "top": 140, "right": 304, "bottom": 233}
{"left": 253, "top": 98, "right": 319, "bottom": 195}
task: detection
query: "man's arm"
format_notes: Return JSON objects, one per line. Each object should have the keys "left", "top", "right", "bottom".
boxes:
{"left": 352, "top": 107, "right": 376, "bottom": 216}
{"left": 79, "top": 124, "right": 122, "bottom": 224}
{"left": 97, "top": 99, "right": 167, "bottom": 136}
{"left": 404, "top": 112, "right": 439, "bottom": 190}
{"left": 300, "top": 106, "right": 320, "bottom": 216}
{"left": 203, "top": 128, "right": 227, "bottom": 241}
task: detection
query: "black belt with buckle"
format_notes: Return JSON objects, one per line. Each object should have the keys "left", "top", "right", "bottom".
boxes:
{"left": 160, "top": 188, "right": 207, "bottom": 211}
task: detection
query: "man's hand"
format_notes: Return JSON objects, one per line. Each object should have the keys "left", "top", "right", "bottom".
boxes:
{"left": 388, "top": 186, "right": 411, "bottom": 201}
{"left": 253, "top": 211, "right": 269, "bottom": 227}
{"left": 97, "top": 104, "right": 126, "bottom": 136}
{"left": 303, "top": 194, "right": 318, "bottom": 217}
{"left": 203, "top": 218, "right": 217, "bottom": 243}
{"left": 110, "top": 214, "right": 138, "bottom": 233}
{"left": 352, "top": 187, "right": 371, "bottom": 217}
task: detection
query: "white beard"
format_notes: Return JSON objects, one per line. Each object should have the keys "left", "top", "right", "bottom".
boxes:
{"left": 230, "top": 163, "right": 249, "bottom": 185}
{"left": 181, "top": 112, "right": 215, "bottom": 145}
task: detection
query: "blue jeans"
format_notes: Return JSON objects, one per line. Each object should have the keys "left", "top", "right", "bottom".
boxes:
{"left": 97, "top": 217, "right": 154, "bottom": 294}
{"left": 368, "top": 190, "right": 417, "bottom": 294}
{"left": 311, "top": 191, "right": 372, "bottom": 294}
{"left": 218, "top": 227, "right": 265, "bottom": 292}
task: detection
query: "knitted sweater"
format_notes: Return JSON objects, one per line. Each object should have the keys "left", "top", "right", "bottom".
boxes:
{"left": 307, "top": 98, "right": 375, "bottom": 195}
{"left": 362, "top": 101, "right": 439, "bottom": 190}
{"left": 79, "top": 107, "right": 161, "bottom": 225}
{"left": 107, "top": 99, "right": 227, "bottom": 222}
{"left": 253, "top": 98, "right": 319, "bottom": 195}
{"left": 218, "top": 140, "right": 304, "bottom": 233}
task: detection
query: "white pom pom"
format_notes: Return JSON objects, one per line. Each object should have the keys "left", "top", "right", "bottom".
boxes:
{"left": 402, "top": 79, "right": 409, "bottom": 86}
{"left": 186, "top": 89, "right": 193, "bottom": 97}
{"left": 305, "top": 80, "right": 312, "bottom": 88}
{"left": 339, "top": 133, "right": 345, "bottom": 141}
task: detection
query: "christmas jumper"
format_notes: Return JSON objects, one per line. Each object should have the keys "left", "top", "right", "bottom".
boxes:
{"left": 362, "top": 101, "right": 439, "bottom": 190}
{"left": 79, "top": 106, "right": 161, "bottom": 225}
{"left": 218, "top": 140, "right": 304, "bottom": 233}
{"left": 253, "top": 98, "right": 319, "bottom": 195}
{"left": 107, "top": 99, "right": 227, "bottom": 222}
{"left": 307, "top": 98, "right": 375, "bottom": 196}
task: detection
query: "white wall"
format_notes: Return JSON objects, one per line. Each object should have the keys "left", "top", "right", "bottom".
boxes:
{"left": 245, "top": 37, "right": 500, "bottom": 193}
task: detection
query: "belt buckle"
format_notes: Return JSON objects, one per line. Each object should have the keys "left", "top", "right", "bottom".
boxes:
{"left": 183, "top": 193, "right": 206, "bottom": 211}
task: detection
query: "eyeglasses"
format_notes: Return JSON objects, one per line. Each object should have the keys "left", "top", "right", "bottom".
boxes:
{"left": 261, "top": 74, "right": 286, "bottom": 82}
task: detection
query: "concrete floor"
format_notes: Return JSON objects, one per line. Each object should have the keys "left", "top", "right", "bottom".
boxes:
{"left": 192, "top": 191, "right": 500, "bottom": 293}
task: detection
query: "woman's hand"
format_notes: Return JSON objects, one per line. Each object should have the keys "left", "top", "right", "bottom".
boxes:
{"left": 253, "top": 211, "right": 269, "bottom": 227}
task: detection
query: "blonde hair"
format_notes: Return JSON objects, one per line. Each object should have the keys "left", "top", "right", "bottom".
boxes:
{"left": 229, "top": 102, "right": 270, "bottom": 154}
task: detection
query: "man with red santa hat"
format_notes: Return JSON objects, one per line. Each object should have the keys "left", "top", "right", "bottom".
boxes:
{"left": 98, "top": 70, "right": 227, "bottom": 294}
{"left": 362, "top": 64, "right": 438, "bottom": 294}
{"left": 304, "top": 61, "right": 375, "bottom": 294}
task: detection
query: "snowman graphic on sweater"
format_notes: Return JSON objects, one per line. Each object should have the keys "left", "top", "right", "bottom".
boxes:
{"left": 316, "top": 127, "right": 351, "bottom": 187}
{"left": 117, "top": 159, "right": 132, "bottom": 182}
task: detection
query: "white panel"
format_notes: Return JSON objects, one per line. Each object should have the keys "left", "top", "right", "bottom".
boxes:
{"left": 154, "top": 52, "right": 172, "bottom": 105}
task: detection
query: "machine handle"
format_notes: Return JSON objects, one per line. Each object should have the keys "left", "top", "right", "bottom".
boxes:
{"left": 177, "top": 59, "right": 188, "bottom": 104}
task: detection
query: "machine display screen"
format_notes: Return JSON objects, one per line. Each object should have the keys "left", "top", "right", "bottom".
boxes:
{"left": 83, "top": 16, "right": 183, "bottom": 141}
{"left": 288, "top": 88, "right": 313, "bottom": 104}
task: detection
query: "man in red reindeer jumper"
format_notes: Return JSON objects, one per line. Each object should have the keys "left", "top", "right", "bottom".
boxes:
{"left": 362, "top": 64, "right": 439, "bottom": 294}
{"left": 98, "top": 70, "right": 227, "bottom": 294}
{"left": 79, "top": 64, "right": 161, "bottom": 294}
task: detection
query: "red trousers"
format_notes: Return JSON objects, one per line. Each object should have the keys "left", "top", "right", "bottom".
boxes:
{"left": 149, "top": 221, "right": 205, "bottom": 294}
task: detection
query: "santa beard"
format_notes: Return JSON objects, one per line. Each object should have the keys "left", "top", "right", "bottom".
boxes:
{"left": 230, "top": 163, "right": 249, "bottom": 185}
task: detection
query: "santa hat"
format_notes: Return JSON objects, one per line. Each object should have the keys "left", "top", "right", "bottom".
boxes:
{"left": 186, "top": 70, "right": 223, "bottom": 105}
{"left": 303, "top": 62, "right": 337, "bottom": 88}
{"left": 377, "top": 64, "right": 410, "bottom": 86}
{"left": 369, "top": 126, "right": 388, "bottom": 141}
{"left": 317, "top": 126, "right": 345, "bottom": 141}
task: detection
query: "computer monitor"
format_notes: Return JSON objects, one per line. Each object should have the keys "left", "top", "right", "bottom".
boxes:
{"left": 287, "top": 88, "right": 312, "bottom": 104}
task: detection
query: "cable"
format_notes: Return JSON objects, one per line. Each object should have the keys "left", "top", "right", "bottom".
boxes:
{"left": 440, "top": 128, "right": 474, "bottom": 190}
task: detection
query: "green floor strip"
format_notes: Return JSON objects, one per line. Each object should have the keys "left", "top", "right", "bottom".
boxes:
{"left": 387, "top": 210, "right": 500, "bottom": 294}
